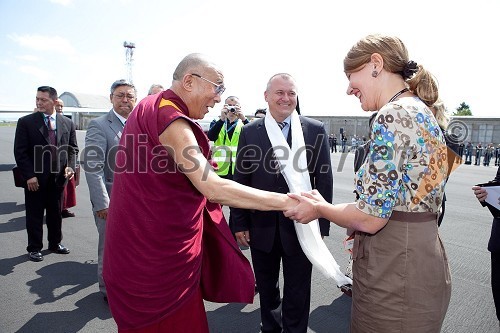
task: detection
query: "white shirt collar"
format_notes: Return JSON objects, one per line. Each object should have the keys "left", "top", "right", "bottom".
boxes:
{"left": 45, "top": 110, "right": 56, "bottom": 118}
{"left": 281, "top": 115, "right": 292, "bottom": 126}
{"left": 112, "top": 110, "right": 127, "bottom": 125}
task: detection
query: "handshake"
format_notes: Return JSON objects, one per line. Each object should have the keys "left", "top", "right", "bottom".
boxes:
{"left": 284, "top": 189, "right": 325, "bottom": 223}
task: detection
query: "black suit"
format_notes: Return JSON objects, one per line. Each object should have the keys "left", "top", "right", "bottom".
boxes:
{"left": 14, "top": 112, "right": 78, "bottom": 252}
{"left": 483, "top": 166, "right": 500, "bottom": 321}
{"left": 232, "top": 116, "right": 333, "bottom": 333}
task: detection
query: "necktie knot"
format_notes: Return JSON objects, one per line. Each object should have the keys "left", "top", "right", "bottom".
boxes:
{"left": 277, "top": 122, "right": 286, "bottom": 130}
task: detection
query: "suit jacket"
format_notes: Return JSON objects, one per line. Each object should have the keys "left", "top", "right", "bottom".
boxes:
{"left": 232, "top": 116, "right": 333, "bottom": 255}
{"left": 84, "top": 110, "right": 124, "bottom": 212}
{"left": 14, "top": 111, "right": 78, "bottom": 188}
{"left": 488, "top": 166, "right": 500, "bottom": 253}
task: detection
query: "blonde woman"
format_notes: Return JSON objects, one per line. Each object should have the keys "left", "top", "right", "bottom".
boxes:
{"left": 285, "top": 34, "right": 451, "bottom": 332}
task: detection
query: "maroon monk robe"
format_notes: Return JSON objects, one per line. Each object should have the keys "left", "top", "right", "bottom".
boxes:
{"left": 103, "top": 90, "right": 255, "bottom": 331}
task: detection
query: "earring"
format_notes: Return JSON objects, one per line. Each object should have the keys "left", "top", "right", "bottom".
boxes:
{"left": 372, "top": 70, "right": 378, "bottom": 78}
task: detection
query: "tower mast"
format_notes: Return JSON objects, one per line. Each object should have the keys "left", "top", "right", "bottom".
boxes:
{"left": 123, "top": 41, "right": 135, "bottom": 83}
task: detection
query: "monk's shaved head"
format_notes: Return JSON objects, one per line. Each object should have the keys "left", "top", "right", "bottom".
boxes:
{"left": 172, "top": 53, "right": 219, "bottom": 81}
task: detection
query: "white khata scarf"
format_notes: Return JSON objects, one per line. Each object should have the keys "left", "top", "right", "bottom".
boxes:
{"left": 265, "top": 110, "right": 352, "bottom": 287}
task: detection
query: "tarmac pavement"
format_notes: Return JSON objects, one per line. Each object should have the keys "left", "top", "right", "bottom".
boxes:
{"left": 0, "top": 125, "right": 498, "bottom": 332}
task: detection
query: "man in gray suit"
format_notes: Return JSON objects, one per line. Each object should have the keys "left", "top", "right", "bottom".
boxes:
{"left": 83, "top": 79, "right": 137, "bottom": 301}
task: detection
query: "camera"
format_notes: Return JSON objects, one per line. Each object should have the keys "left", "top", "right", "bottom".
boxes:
{"left": 227, "top": 105, "right": 238, "bottom": 113}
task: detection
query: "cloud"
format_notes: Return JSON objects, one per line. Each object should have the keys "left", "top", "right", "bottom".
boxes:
{"left": 49, "top": 0, "right": 73, "bottom": 5}
{"left": 8, "top": 34, "right": 76, "bottom": 55}
{"left": 18, "top": 65, "right": 51, "bottom": 81}
{"left": 0, "top": 58, "right": 13, "bottom": 66}
{"left": 16, "top": 55, "right": 39, "bottom": 62}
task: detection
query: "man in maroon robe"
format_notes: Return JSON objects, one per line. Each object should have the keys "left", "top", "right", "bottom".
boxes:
{"left": 103, "top": 53, "right": 296, "bottom": 332}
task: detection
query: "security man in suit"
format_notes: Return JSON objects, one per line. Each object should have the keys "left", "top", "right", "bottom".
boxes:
{"left": 232, "top": 73, "right": 333, "bottom": 333}
{"left": 472, "top": 166, "right": 500, "bottom": 323}
{"left": 83, "top": 79, "right": 137, "bottom": 300}
{"left": 14, "top": 86, "right": 78, "bottom": 262}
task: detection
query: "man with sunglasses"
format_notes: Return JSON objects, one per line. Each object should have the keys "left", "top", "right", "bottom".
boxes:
{"left": 83, "top": 79, "right": 137, "bottom": 302}
{"left": 102, "top": 54, "right": 298, "bottom": 332}
{"left": 207, "top": 95, "right": 249, "bottom": 235}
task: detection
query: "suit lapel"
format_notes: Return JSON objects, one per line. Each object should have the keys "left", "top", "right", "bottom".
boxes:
{"left": 257, "top": 121, "right": 273, "bottom": 153}
{"left": 108, "top": 110, "right": 124, "bottom": 139}
{"left": 286, "top": 126, "right": 292, "bottom": 147}
{"left": 37, "top": 113, "right": 51, "bottom": 144}
{"left": 56, "top": 114, "right": 64, "bottom": 145}
{"left": 300, "top": 116, "right": 309, "bottom": 145}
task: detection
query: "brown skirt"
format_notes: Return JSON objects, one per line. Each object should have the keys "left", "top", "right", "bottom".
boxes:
{"left": 351, "top": 211, "right": 451, "bottom": 333}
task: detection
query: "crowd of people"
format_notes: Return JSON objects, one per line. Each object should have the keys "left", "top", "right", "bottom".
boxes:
{"left": 12, "top": 34, "right": 500, "bottom": 333}
{"left": 463, "top": 142, "right": 500, "bottom": 166}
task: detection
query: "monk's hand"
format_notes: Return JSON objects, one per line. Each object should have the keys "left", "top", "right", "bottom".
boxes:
{"left": 284, "top": 191, "right": 322, "bottom": 224}
{"left": 235, "top": 231, "right": 250, "bottom": 247}
{"left": 65, "top": 167, "right": 75, "bottom": 179}
{"left": 26, "top": 177, "right": 39, "bottom": 191}
{"left": 472, "top": 186, "right": 487, "bottom": 202}
{"left": 283, "top": 194, "right": 299, "bottom": 211}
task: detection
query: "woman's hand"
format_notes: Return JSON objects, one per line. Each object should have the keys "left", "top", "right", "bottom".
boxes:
{"left": 284, "top": 190, "right": 325, "bottom": 223}
{"left": 472, "top": 185, "right": 487, "bottom": 202}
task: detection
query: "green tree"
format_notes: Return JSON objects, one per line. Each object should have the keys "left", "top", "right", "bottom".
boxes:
{"left": 453, "top": 102, "right": 472, "bottom": 116}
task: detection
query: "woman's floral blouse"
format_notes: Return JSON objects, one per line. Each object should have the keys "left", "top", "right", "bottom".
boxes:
{"left": 355, "top": 97, "right": 449, "bottom": 219}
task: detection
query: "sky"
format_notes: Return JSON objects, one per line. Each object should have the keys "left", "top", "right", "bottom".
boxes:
{"left": 0, "top": 0, "right": 499, "bottom": 119}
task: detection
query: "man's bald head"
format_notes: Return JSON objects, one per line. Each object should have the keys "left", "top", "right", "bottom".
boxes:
{"left": 172, "top": 53, "right": 220, "bottom": 81}
{"left": 55, "top": 98, "right": 64, "bottom": 113}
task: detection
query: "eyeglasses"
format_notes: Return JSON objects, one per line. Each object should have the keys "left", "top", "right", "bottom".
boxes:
{"left": 113, "top": 94, "right": 136, "bottom": 100}
{"left": 191, "top": 73, "right": 225, "bottom": 96}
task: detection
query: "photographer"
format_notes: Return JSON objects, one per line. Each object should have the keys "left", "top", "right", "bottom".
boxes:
{"left": 207, "top": 96, "right": 249, "bottom": 234}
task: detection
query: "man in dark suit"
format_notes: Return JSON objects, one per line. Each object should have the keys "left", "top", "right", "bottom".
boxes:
{"left": 14, "top": 86, "right": 78, "bottom": 262}
{"left": 472, "top": 166, "right": 500, "bottom": 323}
{"left": 232, "top": 73, "right": 333, "bottom": 333}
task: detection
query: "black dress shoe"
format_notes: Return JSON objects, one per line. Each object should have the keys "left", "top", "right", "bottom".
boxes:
{"left": 28, "top": 251, "right": 43, "bottom": 262}
{"left": 61, "top": 209, "right": 75, "bottom": 218}
{"left": 49, "top": 244, "right": 70, "bottom": 254}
